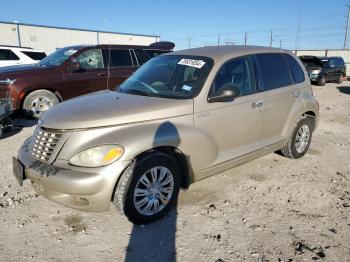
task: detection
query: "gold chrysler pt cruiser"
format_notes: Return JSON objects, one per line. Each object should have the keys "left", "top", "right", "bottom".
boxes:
{"left": 13, "top": 46, "right": 319, "bottom": 224}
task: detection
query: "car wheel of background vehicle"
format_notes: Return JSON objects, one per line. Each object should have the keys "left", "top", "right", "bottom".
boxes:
{"left": 22, "top": 90, "right": 59, "bottom": 118}
{"left": 113, "top": 152, "right": 181, "bottom": 224}
{"left": 281, "top": 117, "right": 313, "bottom": 159}
{"left": 336, "top": 74, "right": 344, "bottom": 84}
{"left": 317, "top": 76, "right": 326, "bottom": 86}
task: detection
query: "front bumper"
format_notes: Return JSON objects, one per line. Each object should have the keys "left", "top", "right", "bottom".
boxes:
{"left": 16, "top": 138, "right": 131, "bottom": 212}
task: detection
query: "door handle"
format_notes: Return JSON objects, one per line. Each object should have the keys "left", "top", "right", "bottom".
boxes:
{"left": 97, "top": 73, "right": 107, "bottom": 77}
{"left": 292, "top": 91, "right": 300, "bottom": 97}
{"left": 251, "top": 101, "right": 263, "bottom": 108}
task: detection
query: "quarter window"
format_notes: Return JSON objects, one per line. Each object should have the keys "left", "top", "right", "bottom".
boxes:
{"left": 107, "top": 49, "right": 133, "bottom": 67}
{"left": 211, "top": 56, "right": 256, "bottom": 97}
{"left": 76, "top": 49, "right": 104, "bottom": 70}
{"left": 284, "top": 54, "right": 305, "bottom": 84}
{"left": 21, "top": 51, "right": 46, "bottom": 61}
{"left": 256, "top": 53, "right": 291, "bottom": 90}
{"left": 0, "top": 49, "right": 19, "bottom": 61}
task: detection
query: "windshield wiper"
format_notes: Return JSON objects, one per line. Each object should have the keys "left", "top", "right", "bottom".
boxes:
{"left": 122, "top": 89, "right": 152, "bottom": 97}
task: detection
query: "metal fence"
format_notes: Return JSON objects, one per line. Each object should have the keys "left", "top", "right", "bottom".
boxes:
{"left": 293, "top": 49, "right": 350, "bottom": 76}
{"left": 0, "top": 21, "right": 159, "bottom": 54}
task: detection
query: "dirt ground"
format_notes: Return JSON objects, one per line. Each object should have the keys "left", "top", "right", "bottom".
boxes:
{"left": 0, "top": 83, "right": 349, "bottom": 262}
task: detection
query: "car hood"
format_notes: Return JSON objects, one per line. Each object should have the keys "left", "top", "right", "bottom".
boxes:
{"left": 0, "top": 64, "right": 53, "bottom": 78}
{"left": 40, "top": 90, "right": 194, "bottom": 130}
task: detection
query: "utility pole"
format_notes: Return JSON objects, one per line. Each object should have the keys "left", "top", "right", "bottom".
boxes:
{"left": 344, "top": 5, "right": 350, "bottom": 49}
{"left": 244, "top": 32, "right": 248, "bottom": 46}
{"left": 217, "top": 34, "right": 220, "bottom": 46}
{"left": 279, "top": 39, "right": 282, "bottom": 48}
{"left": 269, "top": 30, "right": 273, "bottom": 47}
{"left": 187, "top": 37, "right": 191, "bottom": 48}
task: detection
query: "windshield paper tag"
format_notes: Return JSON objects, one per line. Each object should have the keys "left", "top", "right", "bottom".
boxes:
{"left": 182, "top": 85, "right": 193, "bottom": 91}
{"left": 178, "top": 59, "right": 206, "bottom": 68}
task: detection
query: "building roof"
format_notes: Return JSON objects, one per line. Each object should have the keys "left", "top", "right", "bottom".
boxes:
{"left": 0, "top": 21, "right": 158, "bottom": 38}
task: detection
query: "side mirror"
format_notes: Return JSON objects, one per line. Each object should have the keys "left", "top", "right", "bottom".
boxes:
{"left": 208, "top": 83, "right": 240, "bottom": 103}
{"left": 68, "top": 61, "right": 83, "bottom": 72}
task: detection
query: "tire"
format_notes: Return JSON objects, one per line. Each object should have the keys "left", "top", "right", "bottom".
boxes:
{"left": 336, "top": 74, "right": 344, "bottom": 84}
{"left": 317, "top": 76, "right": 326, "bottom": 86}
{"left": 22, "top": 90, "right": 59, "bottom": 118}
{"left": 113, "top": 152, "right": 181, "bottom": 224}
{"left": 281, "top": 117, "right": 313, "bottom": 159}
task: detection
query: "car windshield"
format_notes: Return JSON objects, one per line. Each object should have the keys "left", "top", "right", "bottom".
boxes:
{"left": 118, "top": 55, "right": 213, "bottom": 99}
{"left": 37, "top": 47, "right": 79, "bottom": 67}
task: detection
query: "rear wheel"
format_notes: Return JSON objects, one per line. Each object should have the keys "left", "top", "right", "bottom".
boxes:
{"left": 22, "top": 90, "right": 59, "bottom": 118}
{"left": 281, "top": 117, "right": 313, "bottom": 159}
{"left": 317, "top": 76, "right": 326, "bottom": 86}
{"left": 113, "top": 152, "right": 181, "bottom": 224}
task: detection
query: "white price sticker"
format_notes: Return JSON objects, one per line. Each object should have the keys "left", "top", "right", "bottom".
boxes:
{"left": 178, "top": 59, "right": 206, "bottom": 68}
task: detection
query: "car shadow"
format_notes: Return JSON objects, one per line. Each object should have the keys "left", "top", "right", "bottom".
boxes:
{"left": 1, "top": 114, "right": 37, "bottom": 139}
{"left": 336, "top": 86, "right": 350, "bottom": 95}
{"left": 125, "top": 121, "right": 187, "bottom": 262}
{"left": 124, "top": 205, "right": 177, "bottom": 262}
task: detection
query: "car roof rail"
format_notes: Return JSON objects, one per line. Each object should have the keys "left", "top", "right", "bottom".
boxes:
{"left": 0, "top": 45, "right": 33, "bottom": 49}
{"left": 149, "top": 41, "right": 175, "bottom": 50}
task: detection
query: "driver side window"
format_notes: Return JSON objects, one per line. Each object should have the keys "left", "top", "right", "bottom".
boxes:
{"left": 211, "top": 56, "right": 256, "bottom": 97}
{"left": 76, "top": 49, "right": 104, "bottom": 70}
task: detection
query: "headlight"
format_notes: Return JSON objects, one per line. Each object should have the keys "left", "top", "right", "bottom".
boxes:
{"left": 0, "top": 78, "right": 16, "bottom": 85}
{"left": 69, "top": 145, "right": 124, "bottom": 167}
{"left": 311, "top": 70, "right": 321, "bottom": 75}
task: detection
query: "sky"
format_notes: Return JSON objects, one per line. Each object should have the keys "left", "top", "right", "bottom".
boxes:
{"left": 0, "top": 0, "right": 349, "bottom": 50}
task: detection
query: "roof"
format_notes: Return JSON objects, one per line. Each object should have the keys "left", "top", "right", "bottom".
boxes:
{"left": 0, "top": 21, "right": 158, "bottom": 38}
{"left": 170, "top": 45, "right": 290, "bottom": 62}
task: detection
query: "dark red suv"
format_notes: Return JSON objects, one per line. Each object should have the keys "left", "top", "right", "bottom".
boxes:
{"left": 0, "top": 42, "right": 173, "bottom": 117}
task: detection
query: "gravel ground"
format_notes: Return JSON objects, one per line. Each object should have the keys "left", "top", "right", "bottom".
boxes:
{"left": 0, "top": 83, "right": 349, "bottom": 262}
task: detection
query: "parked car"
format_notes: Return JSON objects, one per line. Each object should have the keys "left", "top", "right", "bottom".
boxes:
{"left": 299, "top": 55, "right": 346, "bottom": 86}
{"left": 0, "top": 45, "right": 46, "bottom": 67}
{"left": 0, "top": 84, "right": 13, "bottom": 138}
{"left": 0, "top": 42, "right": 174, "bottom": 118}
{"left": 13, "top": 46, "right": 319, "bottom": 224}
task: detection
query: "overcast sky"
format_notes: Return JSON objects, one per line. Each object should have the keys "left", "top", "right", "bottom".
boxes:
{"left": 1, "top": 0, "right": 348, "bottom": 50}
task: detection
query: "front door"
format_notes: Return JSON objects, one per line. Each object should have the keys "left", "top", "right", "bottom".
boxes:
{"left": 194, "top": 56, "right": 263, "bottom": 177}
{"left": 63, "top": 48, "right": 108, "bottom": 100}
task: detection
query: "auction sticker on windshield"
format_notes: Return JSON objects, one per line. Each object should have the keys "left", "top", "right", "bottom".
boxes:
{"left": 178, "top": 59, "right": 206, "bottom": 68}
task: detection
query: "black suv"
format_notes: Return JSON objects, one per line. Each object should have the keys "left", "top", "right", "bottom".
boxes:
{"left": 299, "top": 56, "right": 346, "bottom": 86}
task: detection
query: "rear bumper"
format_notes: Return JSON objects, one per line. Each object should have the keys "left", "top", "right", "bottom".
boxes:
{"left": 17, "top": 138, "right": 131, "bottom": 212}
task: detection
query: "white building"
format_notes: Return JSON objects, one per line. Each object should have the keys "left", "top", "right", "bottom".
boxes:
{"left": 0, "top": 21, "right": 159, "bottom": 54}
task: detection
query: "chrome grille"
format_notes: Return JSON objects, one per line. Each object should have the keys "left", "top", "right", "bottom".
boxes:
{"left": 30, "top": 127, "right": 62, "bottom": 162}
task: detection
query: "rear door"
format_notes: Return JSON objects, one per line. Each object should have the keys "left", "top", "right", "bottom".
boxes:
{"left": 104, "top": 48, "right": 138, "bottom": 90}
{"left": 254, "top": 53, "right": 300, "bottom": 146}
{"left": 63, "top": 48, "right": 108, "bottom": 99}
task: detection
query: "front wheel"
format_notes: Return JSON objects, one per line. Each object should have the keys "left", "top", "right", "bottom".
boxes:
{"left": 336, "top": 74, "right": 344, "bottom": 84}
{"left": 281, "top": 117, "right": 313, "bottom": 159}
{"left": 22, "top": 90, "right": 59, "bottom": 118}
{"left": 113, "top": 152, "right": 180, "bottom": 224}
{"left": 317, "top": 76, "right": 326, "bottom": 86}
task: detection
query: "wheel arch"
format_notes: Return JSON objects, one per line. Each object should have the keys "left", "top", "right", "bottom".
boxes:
{"left": 20, "top": 88, "right": 62, "bottom": 110}
{"left": 134, "top": 146, "right": 192, "bottom": 189}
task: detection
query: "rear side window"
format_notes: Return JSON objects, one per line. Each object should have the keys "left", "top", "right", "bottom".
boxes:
{"left": 21, "top": 51, "right": 46, "bottom": 60}
{"left": 211, "top": 56, "right": 256, "bottom": 96}
{"left": 256, "top": 53, "right": 291, "bottom": 90}
{"left": 134, "top": 49, "right": 149, "bottom": 65}
{"left": 107, "top": 49, "right": 133, "bottom": 67}
{"left": 144, "top": 49, "right": 170, "bottom": 58}
{"left": 284, "top": 54, "right": 305, "bottom": 84}
{"left": 0, "top": 49, "right": 19, "bottom": 60}
{"left": 336, "top": 58, "right": 344, "bottom": 66}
